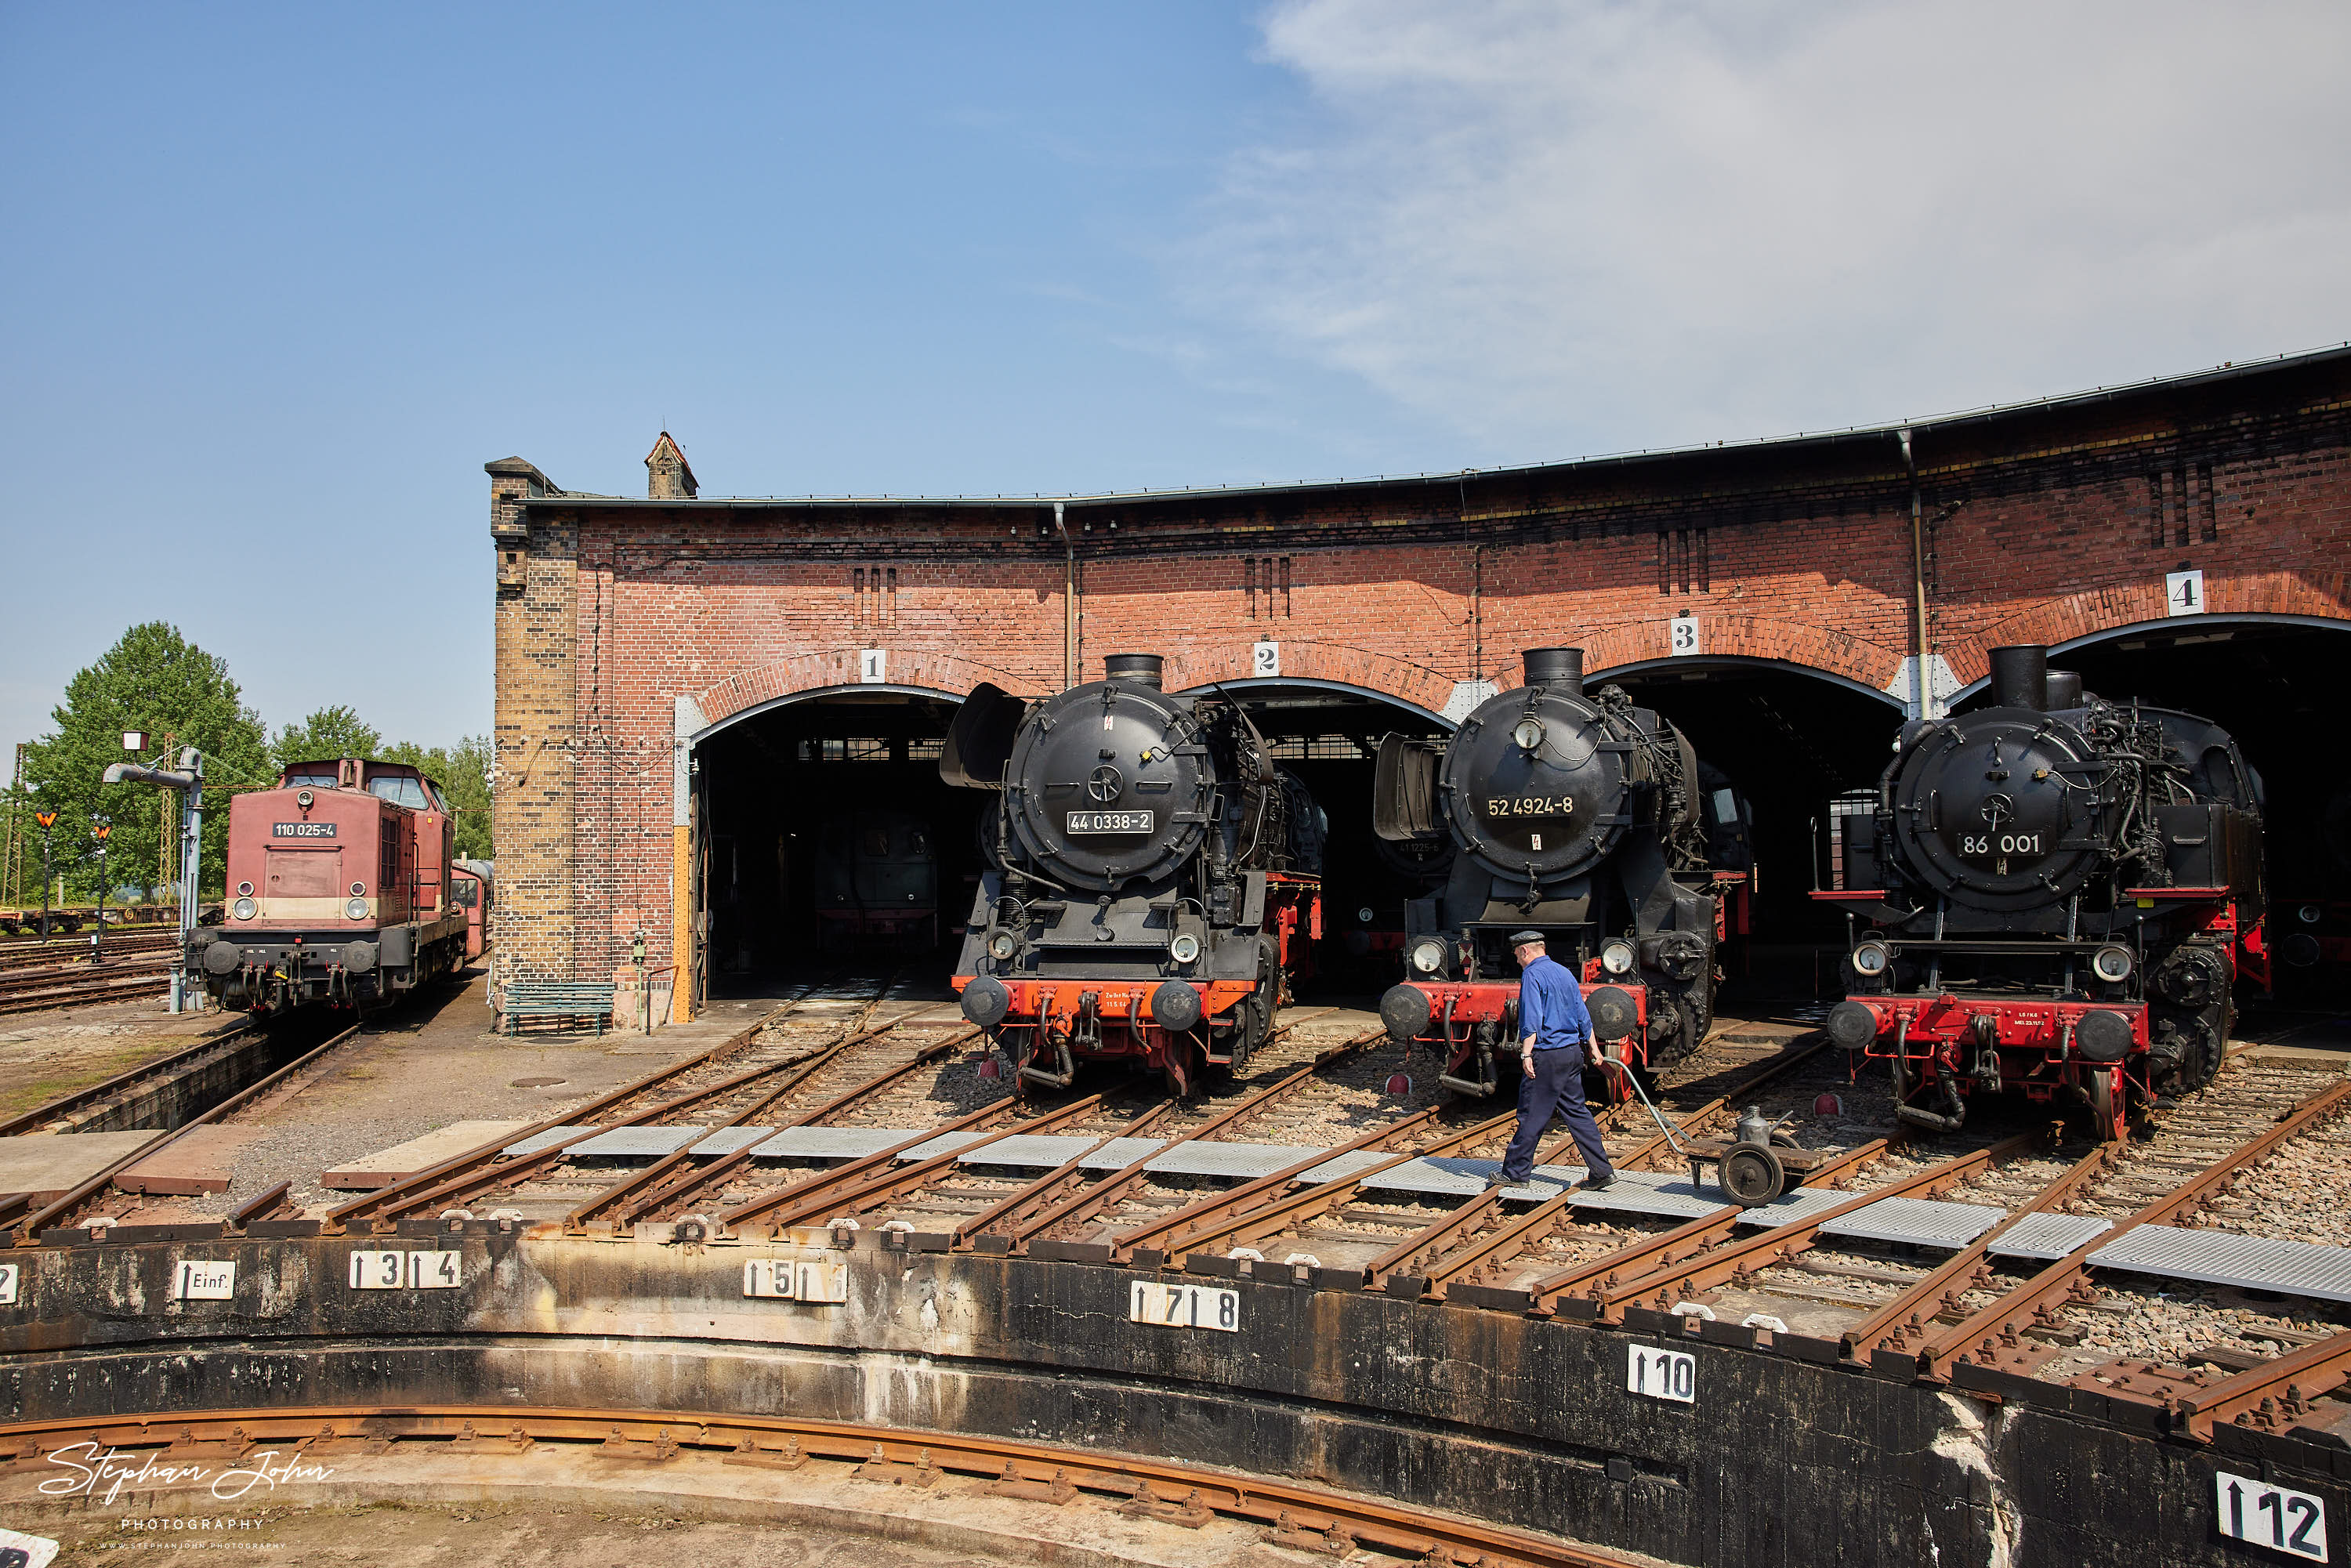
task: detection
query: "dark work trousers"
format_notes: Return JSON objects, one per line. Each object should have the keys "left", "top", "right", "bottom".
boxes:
{"left": 1500, "top": 1046, "right": 1614, "bottom": 1183}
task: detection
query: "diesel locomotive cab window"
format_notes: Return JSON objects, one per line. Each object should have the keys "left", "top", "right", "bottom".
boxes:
{"left": 284, "top": 773, "right": 337, "bottom": 790}
{"left": 368, "top": 777, "right": 430, "bottom": 809}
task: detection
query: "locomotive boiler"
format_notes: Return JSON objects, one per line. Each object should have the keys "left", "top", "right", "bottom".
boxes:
{"left": 1817, "top": 645, "right": 2266, "bottom": 1141}
{"left": 1375, "top": 648, "right": 1748, "bottom": 1098}
{"left": 944, "top": 654, "right": 1321, "bottom": 1095}
{"left": 187, "top": 757, "right": 475, "bottom": 1016}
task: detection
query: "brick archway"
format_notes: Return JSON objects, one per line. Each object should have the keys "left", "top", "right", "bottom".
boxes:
{"left": 1575, "top": 614, "right": 1907, "bottom": 695}
{"left": 1951, "top": 570, "right": 2351, "bottom": 686}
{"left": 688, "top": 649, "right": 1037, "bottom": 732}
{"left": 1159, "top": 643, "right": 1458, "bottom": 716}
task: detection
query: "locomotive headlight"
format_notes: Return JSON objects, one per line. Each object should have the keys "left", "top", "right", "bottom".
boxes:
{"left": 1169, "top": 932, "right": 1201, "bottom": 964}
{"left": 1357, "top": 907, "right": 1375, "bottom": 925}
{"left": 345, "top": 898, "right": 369, "bottom": 921}
{"left": 1600, "top": 939, "right": 1636, "bottom": 976}
{"left": 237, "top": 882, "right": 254, "bottom": 897}
{"left": 232, "top": 897, "right": 257, "bottom": 921}
{"left": 986, "top": 929, "right": 1020, "bottom": 961}
{"left": 1850, "top": 940, "right": 1891, "bottom": 976}
{"left": 2090, "top": 944, "right": 2134, "bottom": 983}
{"left": 296, "top": 789, "right": 313, "bottom": 809}
{"left": 2301, "top": 905, "right": 2324, "bottom": 925}
{"left": 1409, "top": 938, "right": 1447, "bottom": 975}
{"left": 1511, "top": 717, "right": 1545, "bottom": 752}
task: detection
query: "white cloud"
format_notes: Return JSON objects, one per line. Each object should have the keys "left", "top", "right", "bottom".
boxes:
{"left": 1195, "top": 0, "right": 2351, "bottom": 457}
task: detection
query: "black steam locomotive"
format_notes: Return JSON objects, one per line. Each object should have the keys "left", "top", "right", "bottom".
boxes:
{"left": 946, "top": 654, "right": 1322, "bottom": 1094}
{"left": 1375, "top": 648, "right": 1748, "bottom": 1098}
{"left": 1819, "top": 644, "right": 2267, "bottom": 1141}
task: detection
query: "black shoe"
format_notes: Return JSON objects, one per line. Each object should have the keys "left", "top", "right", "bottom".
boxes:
{"left": 1581, "top": 1172, "right": 1617, "bottom": 1191}
{"left": 1486, "top": 1172, "right": 1525, "bottom": 1190}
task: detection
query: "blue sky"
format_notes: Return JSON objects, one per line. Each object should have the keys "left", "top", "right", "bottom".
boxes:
{"left": 5, "top": 1, "right": 2345, "bottom": 755}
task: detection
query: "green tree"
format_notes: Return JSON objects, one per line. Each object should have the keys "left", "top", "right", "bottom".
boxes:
{"left": 21, "top": 623, "right": 270, "bottom": 901}
{"left": 272, "top": 705, "right": 383, "bottom": 772}
{"left": 381, "top": 734, "right": 494, "bottom": 860}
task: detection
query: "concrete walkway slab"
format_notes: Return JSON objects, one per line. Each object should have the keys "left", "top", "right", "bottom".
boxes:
{"left": 118, "top": 1124, "right": 263, "bottom": 1195}
{"left": 0, "top": 1131, "right": 161, "bottom": 1200}
{"left": 322, "top": 1120, "right": 534, "bottom": 1190}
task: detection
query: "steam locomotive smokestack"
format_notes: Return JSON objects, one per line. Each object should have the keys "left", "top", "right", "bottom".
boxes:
{"left": 2045, "top": 669, "right": 2084, "bottom": 709}
{"left": 1988, "top": 645, "right": 2049, "bottom": 712}
{"left": 1103, "top": 654, "right": 1165, "bottom": 690}
{"left": 1522, "top": 647, "right": 1585, "bottom": 693}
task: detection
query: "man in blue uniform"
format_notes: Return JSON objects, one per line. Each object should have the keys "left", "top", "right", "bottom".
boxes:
{"left": 1492, "top": 930, "right": 1616, "bottom": 1190}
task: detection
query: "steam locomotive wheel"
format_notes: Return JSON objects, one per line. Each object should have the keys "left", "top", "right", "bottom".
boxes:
{"left": 2083, "top": 1067, "right": 2125, "bottom": 1144}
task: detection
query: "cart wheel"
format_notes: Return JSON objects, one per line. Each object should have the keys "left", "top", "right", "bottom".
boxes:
{"left": 1719, "top": 1143, "right": 1785, "bottom": 1208}
{"left": 1769, "top": 1132, "right": 1805, "bottom": 1190}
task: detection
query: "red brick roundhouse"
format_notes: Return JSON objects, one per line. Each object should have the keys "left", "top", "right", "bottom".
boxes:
{"left": 490, "top": 349, "right": 2351, "bottom": 1025}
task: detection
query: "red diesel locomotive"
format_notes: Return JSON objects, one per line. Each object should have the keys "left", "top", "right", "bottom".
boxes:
{"left": 1818, "top": 646, "right": 2266, "bottom": 1142}
{"left": 189, "top": 758, "right": 478, "bottom": 1014}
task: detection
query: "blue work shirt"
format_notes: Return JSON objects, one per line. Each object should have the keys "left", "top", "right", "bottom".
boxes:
{"left": 1518, "top": 953, "right": 1593, "bottom": 1051}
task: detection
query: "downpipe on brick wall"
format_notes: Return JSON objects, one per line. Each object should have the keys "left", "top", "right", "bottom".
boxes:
{"left": 1056, "top": 502, "right": 1077, "bottom": 690}
{"left": 1900, "top": 427, "right": 1932, "bottom": 717}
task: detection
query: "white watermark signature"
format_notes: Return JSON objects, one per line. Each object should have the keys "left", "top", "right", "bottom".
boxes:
{"left": 35, "top": 1443, "right": 335, "bottom": 1507}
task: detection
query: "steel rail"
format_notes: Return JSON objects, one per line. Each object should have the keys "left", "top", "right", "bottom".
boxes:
{"left": 728, "top": 1091, "right": 1113, "bottom": 1233}
{"left": 0, "top": 1404, "right": 1636, "bottom": 1568}
{"left": 1112, "top": 1106, "right": 1444, "bottom": 1265}
{"left": 1386, "top": 1063, "right": 1835, "bottom": 1297}
{"left": 2168, "top": 1327, "right": 2351, "bottom": 1440}
{"left": 226, "top": 1180, "right": 296, "bottom": 1229}
{"left": 1168, "top": 1109, "right": 1518, "bottom": 1262}
{"left": 344, "top": 1031, "right": 882, "bottom": 1233}
{"left": 563, "top": 1019, "right": 955, "bottom": 1229}
{"left": 1519, "top": 1136, "right": 1898, "bottom": 1309}
{"left": 323, "top": 997, "right": 822, "bottom": 1226}
{"left": 604, "top": 1024, "right": 982, "bottom": 1229}
{"left": 998, "top": 1027, "right": 1386, "bottom": 1251}
{"left": 1587, "top": 1128, "right": 2048, "bottom": 1320}
{"left": 0, "top": 1019, "right": 254, "bottom": 1138}
{"left": 1922, "top": 1077, "right": 2351, "bottom": 1381}
{"left": 951, "top": 1100, "right": 1184, "bottom": 1247}
{"left": 717, "top": 1098, "right": 1027, "bottom": 1232}
{"left": 1840, "top": 1141, "right": 2112, "bottom": 1363}
{"left": 10, "top": 1022, "right": 366, "bottom": 1244}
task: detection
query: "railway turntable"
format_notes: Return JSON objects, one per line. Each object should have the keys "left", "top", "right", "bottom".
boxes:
{"left": 5, "top": 984, "right": 2351, "bottom": 1566}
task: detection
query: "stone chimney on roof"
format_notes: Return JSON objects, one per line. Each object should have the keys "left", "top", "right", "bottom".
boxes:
{"left": 646, "top": 432, "right": 697, "bottom": 500}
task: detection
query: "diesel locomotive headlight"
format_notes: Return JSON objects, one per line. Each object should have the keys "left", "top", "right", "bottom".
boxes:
{"left": 237, "top": 881, "right": 253, "bottom": 897}
{"left": 232, "top": 897, "right": 257, "bottom": 921}
{"left": 345, "top": 898, "right": 369, "bottom": 920}
{"left": 1409, "top": 938, "right": 1447, "bottom": 975}
{"left": 1600, "top": 939, "right": 1636, "bottom": 976}
{"left": 1511, "top": 717, "right": 1545, "bottom": 751}
{"left": 2301, "top": 905, "right": 2324, "bottom": 925}
{"left": 2090, "top": 944, "right": 2134, "bottom": 983}
{"left": 296, "top": 789, "right": 313, "bottom": 809}
{"left": 1850, "top": 940, "right": 1891, "bottom": 976}
{"left": 986, "top": 929, "right": 1020, "bottom": 961}
{"left": 1357, "top": 906, "right": 1375, "bottom": 925}
{"left": 1169, "top": 932, "right": 1201, "bottom": 964}
{"left": 350, "top": 882, "right": 364, "bottom": 896}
